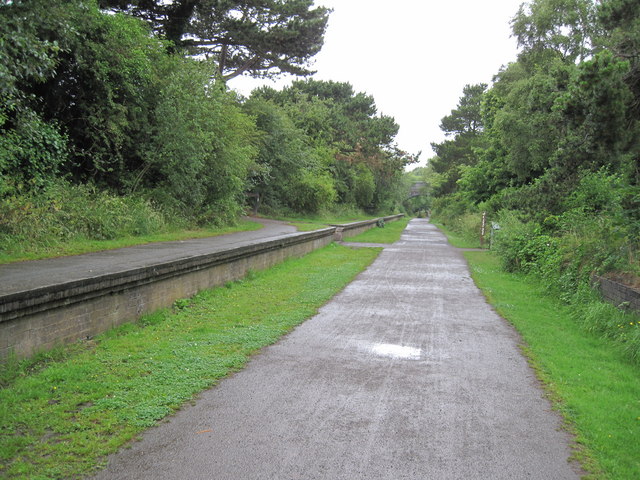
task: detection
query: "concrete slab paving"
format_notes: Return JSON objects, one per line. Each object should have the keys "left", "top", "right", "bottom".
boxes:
{"left": 93, "top": 219, "right": 581, "bottom": 480}
{"left": 0, "top": 218, "right": 296, "bottom": 297}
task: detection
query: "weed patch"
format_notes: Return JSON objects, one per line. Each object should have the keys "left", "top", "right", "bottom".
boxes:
{"left": 0, "top": 181, "right": 262, "bottom": 264}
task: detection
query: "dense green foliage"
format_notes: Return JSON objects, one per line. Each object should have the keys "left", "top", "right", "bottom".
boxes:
{"left": 99, "top": 0, "right": 331, "bottom": 80}
{"left": 422, "top": 0, "right": 639, "bottom": 326}
{"left": 1, "top": 0, "right": 255, "bottom": 222}
{"left": 0, "top": 244, "right": 380, "bottom": 478}
{"left": 1, "top": 0, "right": 412, "bottom": 256}
{"left": 245, "top": 79, "right": 417, "bottom": 214}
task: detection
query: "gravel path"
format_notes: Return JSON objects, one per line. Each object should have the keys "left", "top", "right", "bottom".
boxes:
{"left": 93, "top": 219, "right": 581, "bottom": 479}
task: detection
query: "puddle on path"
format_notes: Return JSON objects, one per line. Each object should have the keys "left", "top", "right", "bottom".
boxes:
{"left": 369, "top": 342, "right": 422, "bottom": 360}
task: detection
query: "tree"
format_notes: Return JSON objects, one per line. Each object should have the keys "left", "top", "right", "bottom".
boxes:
{"left": 100, "top": 0, "right": 331, "bottom": 81}
{"left": 0, "top": 0, "right": 73, "bottom": 194}
{"left": 450, "top": 1, "right": 639, "bottom": 218}
{"left": 439, "top": 83, "right": 487, "bottom": 136}
{"left": 242, "top": 96, "right": 336, "bottom": 213}
{"left": 255, "top": 79, "right": 399, "bottom": 154}
{"left": 142, "top": 59, "right": 257, "bottom": 222}
{"left": 260, "top": 79, "right": 416, "bottom": 210}
{"left": 27, "top": 5, "right": 169, "bottom": 187}
{"left": 248, "top": 79, "right": 415, "bottom": 212}
{"left": 511, "top": 0, "right": 598, "bottom": 62}
{"left": 428, "top": 83, "right": 487, "bottom": 197}
{"left": 598, "top": 0, "right": 640, "bottom": 122}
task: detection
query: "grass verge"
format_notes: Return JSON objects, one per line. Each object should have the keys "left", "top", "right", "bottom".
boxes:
{"left": 465, "top": 251, "right": 640, "bottom": 479}
{"left": 431, "top": 221, "right": 484, "bottom": 249}
{"left": 0, "top": 219, "right": 262, "bottom": 264}
{"left": 0, "top": 243, "right": 380, "bottom": 479}
{"left": 346, "top": 217, "right": 410, "bottom": 243}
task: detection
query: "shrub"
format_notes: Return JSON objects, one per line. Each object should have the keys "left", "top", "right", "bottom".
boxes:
{"left": 144, "top": 59, "right": 257, "bottom": 223}
{"left": 0, "top": 181, "right": 169, "bottom": 255}
{"left": 286, "top": 171, "right": 337, "bottom": 213}
{"left": 491, "top": 211, "right": 558, "bottom": 274}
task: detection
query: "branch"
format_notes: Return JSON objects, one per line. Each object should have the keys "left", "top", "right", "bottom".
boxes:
{"left": 219, "top": 43, "right": 227, "bottom": 77}
{"left": 222, "top": 55, "right": 262, "bottom": 81}
{"left": 182, "top": 38, "right": 226, "bottom": 47}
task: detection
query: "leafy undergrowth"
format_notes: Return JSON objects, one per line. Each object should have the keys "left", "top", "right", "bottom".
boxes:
{"left": 431, "top": 221, "right": 485, "bottom": 249}
{"left": 0, "top": 220, "right": 262, "bottom": 264}
{"left": 346, "top": 217, "right": 410, "bottom": 243}
{"left": 465, "top": 251, "right": 640, "bottom": 479}
{"left": 0, "top": 244, "right": 380, "bottom": 479}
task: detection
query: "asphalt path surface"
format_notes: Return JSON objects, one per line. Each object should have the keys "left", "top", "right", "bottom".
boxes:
{"left": 0, "top": 218, "right": 296, "bottom": 297}
{"left": 94, "top": 219, "right": 580, "bottom": 479}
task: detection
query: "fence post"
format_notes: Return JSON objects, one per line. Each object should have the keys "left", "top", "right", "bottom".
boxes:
{"left": 480, "top": 212, "right": 486, "bottom": 247}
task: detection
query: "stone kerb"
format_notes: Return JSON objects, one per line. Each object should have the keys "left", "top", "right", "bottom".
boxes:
{"left": 0, "top": 227, "right": 335, "bottom": 360}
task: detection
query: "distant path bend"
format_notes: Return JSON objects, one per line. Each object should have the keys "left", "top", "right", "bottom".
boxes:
{"left": 94, "top": 219, "right": 581, "bottom": 479}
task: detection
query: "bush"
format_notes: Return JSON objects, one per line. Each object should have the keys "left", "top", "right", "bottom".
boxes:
{"left": 0, "top": 111, "right": 68, "bottom": 196}
{"left": 0, "top": 181, "right": 169, "bottom": 255}
{"left": 491, "top": 211, "right": 559, "bottom": 274}
{"left": 286, "top": 170, "right": 337, "bottom": 213}
{"left": 143, "top": 59, "right": 257, "bottom": 224}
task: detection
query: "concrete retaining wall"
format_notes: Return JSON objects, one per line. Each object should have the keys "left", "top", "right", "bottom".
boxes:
{"left": 1, "top": 215, "right": 406, "bottom": 360}
{"left": 1, "top": 228, "right": 335, "bottom": 360}
{"left": 332, "top": 214, "right": 404, "bottom": 241}
{"left": 592, "top": 275, "right": 640, "bottom": 313}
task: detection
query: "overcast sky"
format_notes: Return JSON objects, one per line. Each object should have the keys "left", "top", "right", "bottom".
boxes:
{"left": 232, "top": 0, "right": 524, "bottom": 168}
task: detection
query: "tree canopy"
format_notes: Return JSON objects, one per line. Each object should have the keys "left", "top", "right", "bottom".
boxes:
{"left": 428, "top": 83, "right": 487, "bottom": 197}
{"left": 245, "top": 79, "right": 416, "bottom": 212}
{"left": 423, "top": 0, "right": 639, "bottom": 253}
{"left": 1, "top": 0, "right": 412, "bottom": 228}
{"left": 99, "top": 0, "right": 331, "bottom": 80}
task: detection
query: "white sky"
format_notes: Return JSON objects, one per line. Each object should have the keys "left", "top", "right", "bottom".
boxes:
{"left": 232, "top": 0, "right": 523, "bottom": 168}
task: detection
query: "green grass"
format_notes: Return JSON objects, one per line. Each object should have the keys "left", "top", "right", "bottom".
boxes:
{"left": 431, "top": 221, "right": 484, "bottom": 248}
{"left": 0, "top": 244, "right": 380, "bottom": 479}
{"left": 346, "top": 217, "right": 410, "bottom": 243}
{"left": 0, "top": 220, "right": 262, "bottom": 264}
{"left": 270, "top": 212, "right": 378, "bottom": 232}
{"left": 465, "top": 251, "right": 640, "bottom": 479}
